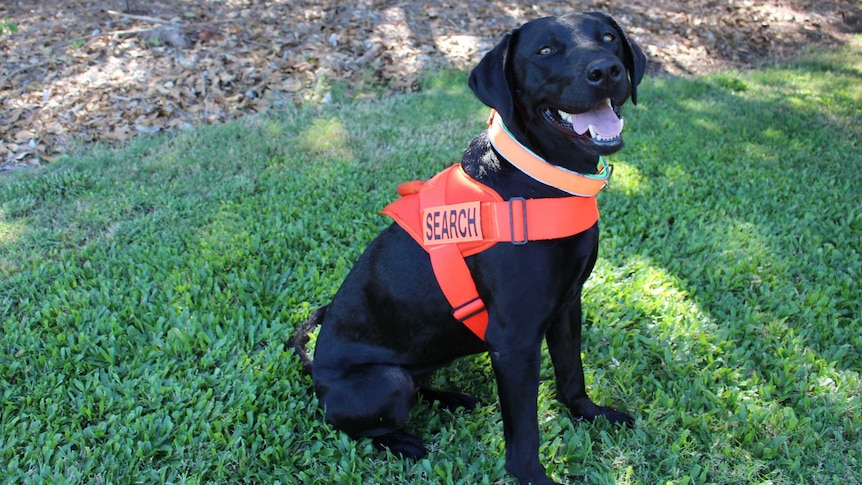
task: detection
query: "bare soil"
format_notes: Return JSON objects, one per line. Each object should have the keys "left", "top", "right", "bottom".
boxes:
{"left": 2, "top": 0, "right": 860, "bottom": 168}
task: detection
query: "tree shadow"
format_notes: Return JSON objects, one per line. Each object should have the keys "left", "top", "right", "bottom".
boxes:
{"left": 277, "top": 45, "right": 862, "bottom": 480}
{"left": 569, "top": 49, "right": 862, "bottom": 472}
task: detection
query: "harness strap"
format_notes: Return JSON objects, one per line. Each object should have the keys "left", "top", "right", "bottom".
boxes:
{"left": 386, "top": 165, "right": 600, "bottom": 340}
{"left": 429, "top": 245, "right": 489, "bottom": 338}
{"left": 474, "top": 195, "right": 598, "bottom": 248}
{"left": 392, "top": 165, "right": 599, "bottom": 257}
{"left": 419, "top": 169, "right": 490, "bottom": 339}
{"left": 383, "top": 152, "right": 605, "bottom": 341}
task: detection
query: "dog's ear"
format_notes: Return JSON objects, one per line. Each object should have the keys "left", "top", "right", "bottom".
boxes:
{"left": 590, "top": 12, "right": 647, "bottom": 105}
{"left": 469, "top": 28, "right": 520, "bottom": 120}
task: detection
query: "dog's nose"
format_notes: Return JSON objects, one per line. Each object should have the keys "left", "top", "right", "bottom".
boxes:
{"left": 585, "top": 58, "right": 624, "bottom": 90}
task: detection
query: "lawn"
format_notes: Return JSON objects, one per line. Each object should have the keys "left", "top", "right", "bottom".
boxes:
{"left": 1, "top": 40, "right": 860, "bottom": 484}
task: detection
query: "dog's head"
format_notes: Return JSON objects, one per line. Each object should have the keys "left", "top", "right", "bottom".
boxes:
{"left": 469, "top": 12, "right": 646, "bottom": 169}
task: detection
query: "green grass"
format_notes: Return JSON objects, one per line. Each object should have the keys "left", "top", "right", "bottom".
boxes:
{"left": 2, "top": 41, "right": 861, "bottom": 484}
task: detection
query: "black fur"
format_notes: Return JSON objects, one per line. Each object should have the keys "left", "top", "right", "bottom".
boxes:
{"left": 291, "top": 12, "right": 645, "bottom": 485}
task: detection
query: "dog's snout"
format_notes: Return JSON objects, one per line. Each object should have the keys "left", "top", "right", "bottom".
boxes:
{"left": 585, "top": 58, "right": 624, "bottom": 89}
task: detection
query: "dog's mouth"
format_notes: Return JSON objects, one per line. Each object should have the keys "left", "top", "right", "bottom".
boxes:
{"left": 544, "top": 99, "right": 624, "bottom": 148}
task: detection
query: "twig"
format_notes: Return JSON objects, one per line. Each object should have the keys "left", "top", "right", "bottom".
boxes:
{"left": 103, "top": 9, "right": 177, "bottom": 25}
{"left": 109, "top": 27, "right": 165, "bottom": 38}
{"left": 1, "top": 59, "right": 52, "bottom": 84}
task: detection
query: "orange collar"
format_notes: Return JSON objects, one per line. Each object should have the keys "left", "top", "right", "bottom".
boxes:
{"left": 487, "top": 110, "right": 613, "bottom": 196}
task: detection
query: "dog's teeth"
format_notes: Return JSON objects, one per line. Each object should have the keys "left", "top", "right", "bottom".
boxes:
{"left": 619, "top": 118, "right": 625, "bottom": 132}
{"left": 588, "top": 125, "right": 598, "bottom": 139}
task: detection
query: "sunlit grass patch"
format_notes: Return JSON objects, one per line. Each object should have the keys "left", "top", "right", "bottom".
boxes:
{"left": 2, "top": 44, "right": 861, "bottom": 484}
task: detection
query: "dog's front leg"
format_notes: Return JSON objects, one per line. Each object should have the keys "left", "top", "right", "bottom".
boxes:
{"left": 487, "top": 332, "right": 561, "bottom": 485}
{"left": 546, "top": 292, "right": 633, "bottom": 426}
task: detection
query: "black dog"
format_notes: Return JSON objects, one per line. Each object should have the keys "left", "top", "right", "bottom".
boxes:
{"left": 291, "top": 12, "right": 645, "bottom": 485}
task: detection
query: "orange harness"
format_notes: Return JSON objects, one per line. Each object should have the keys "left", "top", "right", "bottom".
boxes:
{"left": 381, "top": 112, "right": 611, "bottom": 340}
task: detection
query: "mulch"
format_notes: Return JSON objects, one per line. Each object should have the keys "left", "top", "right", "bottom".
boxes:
{"left": 2, "top": 0, "right": 860, "bottom": 168}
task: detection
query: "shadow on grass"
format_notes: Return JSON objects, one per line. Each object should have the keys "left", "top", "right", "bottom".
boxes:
{"left": 577, "top": 49, "right": 861, "bottom": 480}
{"left": 1, "top": 47, "right": 860, "bottom": 483}
{"left": 278, "top": 51, "right": 862, "bottom": 481}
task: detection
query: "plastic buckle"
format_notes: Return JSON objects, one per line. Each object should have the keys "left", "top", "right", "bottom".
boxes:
{"left": 452, "top": 297, "right": 486, "bottom": 322}
{"left": 508, "top": 197, "right": 528, "bottom": 245}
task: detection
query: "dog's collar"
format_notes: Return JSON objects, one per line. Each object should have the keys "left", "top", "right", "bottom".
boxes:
{"left": 487, "top": 110, "right": 612, "bottom": 196}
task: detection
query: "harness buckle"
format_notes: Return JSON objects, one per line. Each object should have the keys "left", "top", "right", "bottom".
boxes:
{"left": 508, "top": 197, "right": 528, "bottom": 245}
{"left": 452, "top": 297, "right": 486, "bottom": 323}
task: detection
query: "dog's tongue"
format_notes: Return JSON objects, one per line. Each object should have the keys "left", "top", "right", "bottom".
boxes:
{"left": 562, "top": 100, "right": 622, "bottom": 138}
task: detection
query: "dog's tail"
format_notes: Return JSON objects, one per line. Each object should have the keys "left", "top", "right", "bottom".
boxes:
{"left": 289, "top": 305, "right": 327, "bottom": 376}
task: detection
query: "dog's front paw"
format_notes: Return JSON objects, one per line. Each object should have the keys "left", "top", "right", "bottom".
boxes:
{"left": 568, "top": 397, "right": 634, "bottom": 428}
{"left": 372, "top": 431, "right": 427, "bottom": 459}
{"left": 506, "top": 463, "right": 562, "bottom": 485}
{"left": 507, "top": 467, "right": 563, "bottom": 485}
{"left": 419, "top": 388, "right": 479, "bottom": 412}
{"left": 595, "top": 407, "right": 634, "bottom": 428}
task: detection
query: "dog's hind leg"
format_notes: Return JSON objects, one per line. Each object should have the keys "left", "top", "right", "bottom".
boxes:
{"left": 316, "top": 363, "right": 427, "bottom": 458}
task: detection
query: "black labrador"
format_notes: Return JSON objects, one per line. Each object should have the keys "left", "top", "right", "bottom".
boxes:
{"left": 291, "top": 12, "right": 646, "bottom": 485}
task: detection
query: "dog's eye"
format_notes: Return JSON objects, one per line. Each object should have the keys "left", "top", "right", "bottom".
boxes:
{"left": 537, "top": 46, "right": 554, "bottom": 56}
{"left": 602, "top": 33, "right": 616, "bottom": 43}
